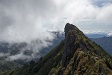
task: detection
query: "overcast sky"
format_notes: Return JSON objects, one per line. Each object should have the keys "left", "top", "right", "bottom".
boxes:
{"left": 0, "top": 0, "right": 112, "bottom": 42}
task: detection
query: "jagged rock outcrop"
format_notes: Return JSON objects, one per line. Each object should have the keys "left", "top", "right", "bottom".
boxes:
{"left": 63, "top": 23, "right": 76, "bottom": 66}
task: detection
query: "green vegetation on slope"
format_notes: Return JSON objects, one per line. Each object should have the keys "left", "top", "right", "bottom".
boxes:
{"left": 2, "top": 23, "right": 112, "bottom": 75}
{"left": 0, "top": 60, "right": 21, "bottom": 75}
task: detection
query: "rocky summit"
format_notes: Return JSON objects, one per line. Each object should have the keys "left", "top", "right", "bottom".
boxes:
{"left": 2, "top": 23, "right": 112, "bottom": 75}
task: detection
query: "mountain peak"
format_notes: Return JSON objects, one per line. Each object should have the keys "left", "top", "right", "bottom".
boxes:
{"left": 4, "top": 23, "right": 112, "bottom": 75}
{"left": 65, "top": 23, "right": 75, "bottom": 37}
{"left": 61, "top": 23, "right": 112, "bottom": 75}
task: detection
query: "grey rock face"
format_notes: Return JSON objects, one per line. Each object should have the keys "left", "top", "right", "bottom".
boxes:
{"left": 62, "top": 23, "right": 75, "bottom": 66}
{"left": 64, "top": 23, "right": 75, "bottom": 37}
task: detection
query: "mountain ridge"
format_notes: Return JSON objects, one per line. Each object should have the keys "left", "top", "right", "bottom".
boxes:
{"left": 1, "top": 23, "right": 112, "bottom": 75}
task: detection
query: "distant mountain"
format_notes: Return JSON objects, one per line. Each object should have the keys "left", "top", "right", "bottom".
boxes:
{"left": 0, "top": 32, "right": 64, "bottom": 65}
{"left": 0, "top": 60, "right": 21, "bottom": 73}
{"left": 91, "top": 37, "right": 112, "bottom": 55}
{"left": 4, "top": 23, "right": 112, "bottom": 75}
{"left": 0, "top": 43, "right": 22, "bottom": 73}
{"left": 86, "top": 33, "right": 107, "bottom": 38}
{"left": 0, "top": 42, "right": 29, "bottom": 64}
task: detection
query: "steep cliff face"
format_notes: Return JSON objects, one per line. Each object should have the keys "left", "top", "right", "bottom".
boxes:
{"left": 63, "top": 23, "right": 76, "bottom": 67}
{"left": 3, "top": 23, "right": 112, "bottom": 75}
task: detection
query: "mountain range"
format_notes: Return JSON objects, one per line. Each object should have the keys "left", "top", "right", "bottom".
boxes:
{"left": 0, "top": 27, "right": 112, "bottom": 73}
{"left": 1, "top": 23, "right": 112, "bottom": 75}
{"left": 91, "top": 37, "right": 112, "bottom": 56}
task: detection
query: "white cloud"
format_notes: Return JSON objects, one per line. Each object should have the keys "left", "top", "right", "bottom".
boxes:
{"left": 0, "top": 0, "right": 56, "bottom": 43}
{"left": 6, "top": 53, "right": 31, "bottom": 61}
{"left": 0, "top": 0, "right": 112, "bottom": 60}
{"left": 108, "top": 31, "right": 112, "bottom": 36}
{"left": 96, "top": 4, "right": 112, "bottom": 24}
{"left": 0, "top": 53, "right": 10, "bottom": 57}
{"left": 0, "top": 0, "right": 112, "bottom": 42}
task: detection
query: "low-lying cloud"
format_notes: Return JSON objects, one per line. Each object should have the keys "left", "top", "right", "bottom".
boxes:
{"left": 108, "top": 31, "right": 112, "bottom": 36}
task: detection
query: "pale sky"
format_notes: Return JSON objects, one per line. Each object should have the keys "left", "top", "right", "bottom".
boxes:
{"left": 0, "top": 0, "right": 112, "bottom": 42}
